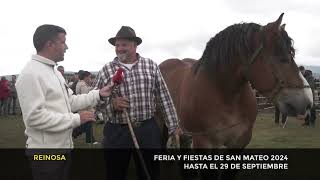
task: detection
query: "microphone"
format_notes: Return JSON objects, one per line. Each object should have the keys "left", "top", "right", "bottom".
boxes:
{"left": 112, "top": 67, "right": 125, "bottom": 85}
{"left": 100, "top": 67, "right": 124, "bottom": 101}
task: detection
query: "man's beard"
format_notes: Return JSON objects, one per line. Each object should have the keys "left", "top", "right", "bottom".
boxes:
{"left": 55, "top": 55, "right": 64, "bottom": 62}
{"left": 117, "top": 53, "right": 129, "bottom": 62}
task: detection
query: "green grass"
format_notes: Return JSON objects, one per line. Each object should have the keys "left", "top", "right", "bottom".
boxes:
{"left": 0, "top": 115, "right": 26, "bottom": 148}
{"left": 0, "top": 111, "right": 319, "bottom": 148}
{"left": 248, "top": 112, "right": 320, "bottom": 148}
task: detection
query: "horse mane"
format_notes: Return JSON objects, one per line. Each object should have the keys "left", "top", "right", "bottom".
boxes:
{"left": 195, "top": 22, "right": 295, "bottom": 75}
{"left": 195, "top": 23, "right": 261, "bottom": 73}
{"left": 280, "top": 29, "right": 295, "bottom": 61}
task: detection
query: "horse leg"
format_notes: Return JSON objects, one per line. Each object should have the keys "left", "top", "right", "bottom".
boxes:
{"left": 220, "top": 128, "right": 252, "bottom": 180}
{"left": 161, "top": 124, "right": 198, "bottom": 180}
{"left": 219, "top": 149, "right": 244, "bottom": 180}
{"left": 171, "top": 134, "right": 198, "bottom": 180}
{"left": 192, "top": 136, "right": 220, "bottom": 180}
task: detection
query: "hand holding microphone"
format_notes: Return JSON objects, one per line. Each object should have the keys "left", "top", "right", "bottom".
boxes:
{"left": 112, "top": 67, "right": 125, "bottom": 85}
{"left": 99, "top": 67, "right": 125, "bottom": 97}
{"left": 109, "top": 67, "right": 130, "bottom": 111}
{"left": 99, "top": 82, "right": 114, "bottom": 97}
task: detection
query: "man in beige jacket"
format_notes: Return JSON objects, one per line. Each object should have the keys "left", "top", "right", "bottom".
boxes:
{"left": 75, "top": 71, "right": 98, "bottom": 144}
{"left": 16, "top": 24, "right": 113, "bottom": 180}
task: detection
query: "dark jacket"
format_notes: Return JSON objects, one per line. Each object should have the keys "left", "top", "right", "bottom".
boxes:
{"left": 304, "top": 70, "right": 315, "bottom": 91}
{"left": 304, "top": 70, "right": 316, "bottom": 101}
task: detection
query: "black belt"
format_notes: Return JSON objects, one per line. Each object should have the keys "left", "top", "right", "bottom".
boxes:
{"left": 131, "top": 121, "right": 144, "bottom": 128}
{"left": 117, "top": 121, "right": 144, "bottom": 128}
{"left": 117, "top": 117, "right": 154, "bottom": 128}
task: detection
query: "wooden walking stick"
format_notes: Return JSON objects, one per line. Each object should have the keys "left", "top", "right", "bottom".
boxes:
{"left": 123, "top": 109, "right": 151, "bottom": 180}
{"left": 112, "top": 68, "right": 151, "bottom": 180}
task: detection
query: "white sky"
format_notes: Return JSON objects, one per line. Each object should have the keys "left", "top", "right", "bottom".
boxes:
{"left": 1, "top": 0, "right": 320, "bottom": 75}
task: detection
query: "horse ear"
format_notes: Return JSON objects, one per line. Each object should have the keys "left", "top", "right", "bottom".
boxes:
{"left": 280, "top": 24, "right": 286, "bottom": 31}
{"left": 274, "top": 13, "right": 284, "bottom": 28}
{"left": 264, "top": 13, "right": 284, "bottom": 32}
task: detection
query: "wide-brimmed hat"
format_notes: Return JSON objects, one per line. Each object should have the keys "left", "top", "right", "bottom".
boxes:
{"left": 108, "top": 26, "right": 142, "bottom": 46}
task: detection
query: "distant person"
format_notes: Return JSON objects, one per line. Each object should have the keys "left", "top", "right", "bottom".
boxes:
{"left": 8, "top": 75, "right": 18, "bottom": 115}
{"left": 0, "top": 77, "right": 10, "bottom": 116}
{"left": 302, "top": 68, "right": 316, "bottom": 127}
{"left": 299, "top": 65, "right": 306, "bottom": 76}
{"left": 57, "top": 65, "right": 65, "bottom": 75}
{"left": 274, "top": 106, "right": 287, "bottom": 125}
{"left": 16, "top": 24, "right": 113, "bottom": 180}
{"left": 70, "top": 70, "right": 83, "bottom": 94}
{"left": 68, "top": 72, "right": 78, "bottom": 87}
{"left": 75, "top": 71, "right": 98, "bottom": 144}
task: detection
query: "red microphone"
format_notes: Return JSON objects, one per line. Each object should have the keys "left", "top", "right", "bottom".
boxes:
{"left": 112, "top": 67, "right": 125, "bottom": 85}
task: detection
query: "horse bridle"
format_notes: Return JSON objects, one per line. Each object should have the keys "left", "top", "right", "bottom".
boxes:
{"left": 244, "top": 42, "right": 310, "bottom": 102}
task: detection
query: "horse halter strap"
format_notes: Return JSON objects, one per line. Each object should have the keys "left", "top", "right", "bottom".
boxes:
{"left": 267, "top": 67, "right": 311, "bottom": 102}
{"left": 244, "top": 43, "right": 310, "bottom": 101}
{"left": 243, "top": 44, "right": 263, "bottom": 80}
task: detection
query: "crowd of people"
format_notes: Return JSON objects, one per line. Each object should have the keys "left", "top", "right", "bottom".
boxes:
{"left": 57, "top": 68, "right": 100, "bottom": 145}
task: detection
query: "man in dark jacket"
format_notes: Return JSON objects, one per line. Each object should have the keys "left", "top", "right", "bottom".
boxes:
{"left": 303, "top": 69, "right": 316, "bottom": 127}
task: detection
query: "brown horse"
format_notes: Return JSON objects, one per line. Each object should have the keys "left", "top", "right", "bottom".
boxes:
{"left": 159, "top": 13, "right": 313, "bottom": 149}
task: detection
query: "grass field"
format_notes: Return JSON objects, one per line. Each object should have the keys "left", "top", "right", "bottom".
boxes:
{"left": 0, "top": 110, "right": 319, "bottom": 148}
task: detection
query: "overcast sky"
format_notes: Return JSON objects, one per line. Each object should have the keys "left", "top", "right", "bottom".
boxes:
{"left": 1, "top": 0, "right": 319, "bottom": 76}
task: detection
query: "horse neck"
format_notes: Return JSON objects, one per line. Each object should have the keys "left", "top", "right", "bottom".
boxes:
{"left": 196, "top": 63, "right": 248, "bottom": 99}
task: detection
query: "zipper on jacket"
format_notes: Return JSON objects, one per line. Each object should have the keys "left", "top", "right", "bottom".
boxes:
{"left": 53, "top": 69, "right": 71, "bottom": 113}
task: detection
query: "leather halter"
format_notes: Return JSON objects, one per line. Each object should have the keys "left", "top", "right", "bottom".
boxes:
{"left": 244, "top": 43, "right": 310, "bottom": 102}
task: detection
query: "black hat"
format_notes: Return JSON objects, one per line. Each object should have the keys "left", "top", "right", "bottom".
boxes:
{"left": 108, "top": 26, "right": 142, "bottom": 46}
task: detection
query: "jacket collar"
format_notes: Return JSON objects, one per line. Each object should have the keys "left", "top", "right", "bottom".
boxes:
{"left": 32, "top": 54, "right": 57, "bottom": 67}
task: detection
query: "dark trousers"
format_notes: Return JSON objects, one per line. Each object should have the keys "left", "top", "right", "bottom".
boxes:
{"left": 305, "top": 105, "right": 316, "bottom": 126}
{"left": 28, "top": 153, "right": 71, "bottom": 180}
{"left": 0, "top": 97, "right": 8, "bottom": 115}
{"left": 7, "top": 96, "right": 17, "bottom": 114}
{"left": 72, "top": 122, "right": 96, "bottom": 143}
{"left": 103, "top": 117, "right": 161, "bottom": 180}
{"left": 275, "top": 106, "right": 287, "bottom": 124}
{"left": 84, "top": 122, "right": 95, "bottom": 143}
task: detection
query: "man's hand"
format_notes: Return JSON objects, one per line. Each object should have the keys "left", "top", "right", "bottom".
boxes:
{"left": 112, "top": 97, "right": 130, "bottom": 111}
{"left": 167, "top": 127, "right": 183, "bottom": 149}
{"left": 99, "top": 82, "right": 114, "bottom": 97}
{"left": 79, "top": 111, "right": 96, "bottom": 124}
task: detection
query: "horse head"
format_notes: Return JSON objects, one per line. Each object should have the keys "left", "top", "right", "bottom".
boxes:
{"left": 247, "top": 13, "right": 313, "bottom": 116}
